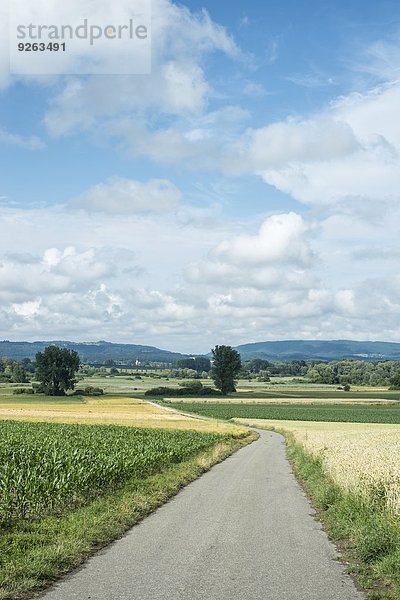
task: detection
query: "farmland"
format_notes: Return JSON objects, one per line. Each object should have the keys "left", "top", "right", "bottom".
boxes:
{"left": 2, "top": 372, "right": 400, "bottom": 598}
{"left": 162, "top": 383, "right": 400, "bottom": 598}
{"left": 0, "top": 420, "right": 225, "bottom": 526}
{"left": 235, "top": 419, "right": 400, "bottom": 516}
{"left": 166, "top": 401, "right": 400, "bottom": 424}
{"left": 0, "top": 386, "right": 245, "bottom": 436}
{"left": 0, "top": 378, "right": 253, "bottom": 599}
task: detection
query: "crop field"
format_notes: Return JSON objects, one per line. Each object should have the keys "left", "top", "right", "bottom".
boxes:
{"left": 234, "top": 380, "right": 400, "bottom": 401}
{"left": 0, "top": 419, "right": 227, "bottom": 526}
{"left": 166, "top": 401, "right": 400, "bottom": 424}
{"left": 0, "top": 394, "right": 245, "bottom": 436}
{"left": 0, "top": 387, "right": 253, "bottom": 600}
{"left": 166, "top": 395, "right": 396, "bottom": 404}
{"left": 236, "top": 419, "right": 400, "bottom": 517}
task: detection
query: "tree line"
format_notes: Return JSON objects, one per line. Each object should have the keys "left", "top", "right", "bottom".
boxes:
{"left": 3, "top": 345, "right": 400, "bottom": 396}
{"left": 306, "top": 360, "right": 400, "bottom": 387}
{"left": 241, "top": 358, "right": 400, "bottom": 387}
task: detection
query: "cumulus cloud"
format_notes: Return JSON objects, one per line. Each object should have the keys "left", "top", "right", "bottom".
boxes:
{"left": 180, "top": 212, "right": 333, "bottom": 342}
{"left": 234, "top": 81, "right": 400, "bottom": 211}
{"left": 186, "top": 213, "right": 315, "bottom": 290}
{"left": 42, "top": 0, "right": 238, "bottom": 136}
{"left": 0, "top": 247, "right": 118, "bottom": 302}
{"left": 2, "top": 25, "right": 400, "bottom": 350}
{"left": 72, "top": 177, "right": 182, "bottom": 214}
{"left": 233, "top": 118, "right": 359, "bottom": 171}
{"left": 212, "top": 213, "right": 313, "bottom": 266}
{"left": 1, "top": 201, "right": 400, "bottom": 350}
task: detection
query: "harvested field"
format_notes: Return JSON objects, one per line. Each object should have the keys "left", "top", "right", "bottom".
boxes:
{"left": 0, "top": 396, "right": 245, "bottom": 436}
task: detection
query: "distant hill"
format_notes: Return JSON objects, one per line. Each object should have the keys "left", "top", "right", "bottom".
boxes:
{"left": 3, "top": 339, "right": 400, "bottom": 365}
{"left": 0, "top": 341, "right": 187, "bottom": 364}
{"left": 235, "top": 340, "right": 400, "bottom": 362}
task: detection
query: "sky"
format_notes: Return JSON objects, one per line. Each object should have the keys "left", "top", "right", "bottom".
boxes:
{"left": 1, "top": 0, "right": 400, "bottom": 353}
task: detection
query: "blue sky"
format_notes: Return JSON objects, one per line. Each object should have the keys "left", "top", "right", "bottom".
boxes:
{"left": 1, "top": 0, "right": 400, "bottom": 352}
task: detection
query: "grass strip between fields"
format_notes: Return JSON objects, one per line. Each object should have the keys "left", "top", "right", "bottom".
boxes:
{"left": 277, "top": 430, "right": 400, "bottom": 600}
{"left": 0, "top": 429, "right": 257, "bottom": 600}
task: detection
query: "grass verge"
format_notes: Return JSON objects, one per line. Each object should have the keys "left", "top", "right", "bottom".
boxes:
{"left": 0, "top": 429, "right": 257, "bottom": 600}
{"left": 282, "top": 431, "right": 400, "bottom": 599}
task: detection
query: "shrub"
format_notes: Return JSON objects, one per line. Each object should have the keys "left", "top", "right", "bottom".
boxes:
{"left": 86, "top": 386, "right": 104, "bottom": 396}
{"left": 145, "top": 383, "right": 222, "bottom": 397}
{"left": 75, "top": 386, "right": 104, "bottom": 396}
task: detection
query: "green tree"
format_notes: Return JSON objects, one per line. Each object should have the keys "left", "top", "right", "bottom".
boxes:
{"left": 11, "top": 362, "right": 28, "bottom": 383}
{"left": 35, "top": 346, "right": 80, "bottom": 396}
{"left": 176, "top": 357, "right": 211, "bottom": 373}
{"left": 246, "top": 359, "right": 272, "bottom": 373}
{"left": 194, "top": 356, "right": 211, "bottom": 373}
{"left": 176, "top": 358, "right": 196, "bottom": 370}
{"left": 389, "top": 372, "right": 400, "bottom": 390}
{"left": 210, "top": 345, "right": 242, "bottom": 395}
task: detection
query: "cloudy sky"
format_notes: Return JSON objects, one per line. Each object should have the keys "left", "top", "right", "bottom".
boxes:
{"left": 1, "top": 0, "right": 400, "bottom": 353}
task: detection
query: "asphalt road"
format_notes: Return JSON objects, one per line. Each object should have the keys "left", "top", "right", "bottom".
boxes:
{"left": 41, "top": 430, "right": 364, "bottom": 600}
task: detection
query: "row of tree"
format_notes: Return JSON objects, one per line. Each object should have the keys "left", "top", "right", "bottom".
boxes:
{"left": 5, "top": 345, "right": 400, "bottom": 396}
{"left": 0, "top": 357, "right": 31, "bottom": 383}
{"left": 239, "top": 358, "right": 400, "bottom": 387}
{"left": 3, "top": 344, "right": 242, "bottom": 396}
{"left": 243, "top": 359, "right": 308, "bottom": 376}
{"left": 306, "top": 360, "right": 400, "bottom": 387}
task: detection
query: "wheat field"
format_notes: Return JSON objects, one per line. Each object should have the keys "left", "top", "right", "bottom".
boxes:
{"left": 0, "top": 396, "right": 246, "bottom": 436}
{"left": 236, "top": 419, "right": 400, "bottom": 516}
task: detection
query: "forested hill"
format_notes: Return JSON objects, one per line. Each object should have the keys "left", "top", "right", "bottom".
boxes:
{"left": 3, "top": 339, "right": 400, "bottom": 364}
{"left": 235, "top": 340, "right": 400, "bottom": 362}
{"left": 0, "top": 341, "right": 187, "bottom": 363}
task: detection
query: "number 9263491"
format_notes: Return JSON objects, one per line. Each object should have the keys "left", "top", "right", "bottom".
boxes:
{"left": 18, "top": 42, "right": 66, "bottom": 52}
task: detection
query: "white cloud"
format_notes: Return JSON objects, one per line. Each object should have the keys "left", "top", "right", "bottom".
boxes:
{"left": 335, "top": 290, "right": 356, "bottom": 316}
{"left": 12, "top": 300, "right": 41, "bottom": 318}
{"left": 238, "top": 118, "right": 359, "bottom": 170}
{"left": 1, "top": 201, "right": 400, "bottom": 350}
{"left": 211, "top": 213, "right": 313, "bottom": 266}
{"left": 72, "top": 177, "right": 182, "bottom": 214}
{"left": 42, "top": 0, "right": 238, "bottom": 136}
{"left": 235, "top": 81, "right": 400, "bottom": 211}
{"left": 186, "top": 213, "right": 316, "bottom": 294}
{"left": 3, "top": 26, "right": 400, "bottom": 350}
{"left": 0, "top": 247, "right": 117, "bottom": 302}
{"left": 181, "top": 212, "right": 332, "bottom": 342}
{"left": 0, "top": 128, "right": 45, "bottom": 150}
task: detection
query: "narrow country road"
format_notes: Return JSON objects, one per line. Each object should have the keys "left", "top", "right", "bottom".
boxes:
{"left": 41, "top": 431, "right": 364, "bottom": 600}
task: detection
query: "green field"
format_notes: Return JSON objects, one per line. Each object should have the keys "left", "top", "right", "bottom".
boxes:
{"left": 0, "top": 420, "right": 224, "bottom": 526}
{"left": 2, "top": 374, "right": 399, "bottom": 403}
{"left": 167, "top": 401, "right": 400, "bottom": 423}
{"left": 1, "top": 372, "right": 400, "bottom": 599}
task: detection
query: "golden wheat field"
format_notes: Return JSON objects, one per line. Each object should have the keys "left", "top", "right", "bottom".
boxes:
{"left": 236, "top": 419, "right": 400, "bottom": 516}
{"left": 0, "top": 396, "right": 246, "bottom": 436}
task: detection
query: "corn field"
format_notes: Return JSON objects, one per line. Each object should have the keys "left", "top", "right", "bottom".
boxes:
{"left": 0, "top": 420, "right": 222, "bottom": 526}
